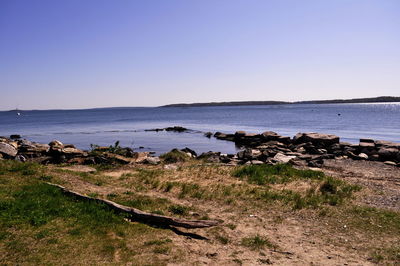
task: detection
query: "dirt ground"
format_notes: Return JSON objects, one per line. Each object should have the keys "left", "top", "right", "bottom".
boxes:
{"left": 323, "top": 159, "right": 400, "bottom": 212}
{"left": 49, "top": 159, "right": 400, "bottom": 265}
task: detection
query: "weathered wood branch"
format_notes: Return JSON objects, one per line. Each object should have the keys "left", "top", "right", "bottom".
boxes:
{"left": 46, "top": 182, "right": 220, "bottom": 229}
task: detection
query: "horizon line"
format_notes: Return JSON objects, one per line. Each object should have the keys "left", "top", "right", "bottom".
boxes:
{"left": 2, "top": 95, "right": 400, "bottom": 112}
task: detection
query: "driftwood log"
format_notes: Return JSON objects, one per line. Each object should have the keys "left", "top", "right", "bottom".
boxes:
{"left": 47, "top": 183, "right": 220, "bottom": 229}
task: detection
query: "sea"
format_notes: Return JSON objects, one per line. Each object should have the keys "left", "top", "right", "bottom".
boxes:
{"left": 1, "top": 103, "right": 399, "bottom": 155}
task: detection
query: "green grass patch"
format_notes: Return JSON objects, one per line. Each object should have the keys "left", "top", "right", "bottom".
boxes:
{"left": 241, "top": 235, "right": 277, "bottom": 250}
{"left": 255, "top": 179, "right": 360, "bottom": 209}
{"left": 0, "top": 183, "right": 124, "bottom": 228}
{"left": 0, "top": 160, "right": 41, "bottom": 176}
{"left": 345, "top": 206, "right": 400, "bottom": 234}
{"left": 233, "top": 164, "right": 360, "bottom": 209}
{"left": 233, "top": 164, "right": 325, "bottom": 185}
{"left": 0, "top": 163, "right": 180, "bottom": 264}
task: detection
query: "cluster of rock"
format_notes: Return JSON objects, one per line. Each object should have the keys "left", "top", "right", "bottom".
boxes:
{"left": 1, "top": 130, "right": 399, "bottom": 168}
{"left": 208, "top": 131, "right": 400, "bottom": 167}
{"left": 145, "top": 126, "right": 189, "bottom": 132}
{"left": 0, "top": 136, "right": 160, "bottom": 165}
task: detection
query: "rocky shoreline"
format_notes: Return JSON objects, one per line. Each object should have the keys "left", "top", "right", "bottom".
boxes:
{"left": 0, "top": 129, "right": 399, "bottom": 168}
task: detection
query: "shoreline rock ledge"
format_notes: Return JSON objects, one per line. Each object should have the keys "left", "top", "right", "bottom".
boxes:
{"left": 210, "top": 130, "right": 400, "bottom": 167}
{"left": 0, "top": 130, "right": 399, "bottom": 168}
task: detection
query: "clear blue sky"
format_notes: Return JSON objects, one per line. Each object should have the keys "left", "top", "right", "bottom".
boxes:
{"left": 1, "top": 0, "right": 399, "bottom": 110}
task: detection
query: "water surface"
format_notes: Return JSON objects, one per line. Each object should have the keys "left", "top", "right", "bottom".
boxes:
{"left": 1, "top": 103, "right": 399, "bottom": 154}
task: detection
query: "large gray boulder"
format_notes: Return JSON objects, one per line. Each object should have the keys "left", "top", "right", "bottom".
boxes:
{"left": 375, "top": 140, "right": 400, "bottom": 149}
{"left": 378, "top": 147, "right": 400, "bottom": 162}
{"left": 359, "top": 139, "right": 375, "bottom": 149}
{"left": 273, "top": 153, "right": 296, "bottom": 164}
{"left": 293, "top": 132, "right": 340, "bottom": 147}
{"left": 0, "top": 142, "right": 18, "bottom": 158}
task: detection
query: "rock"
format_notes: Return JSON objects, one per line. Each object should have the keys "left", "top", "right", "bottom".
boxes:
{"left": 277, "top": 136, "right": 291, "bottom": 144}
{"left": 64, "top": 144, "right": 76, "bottom": 148}
{"left": 273, "top": 153, "right": 296, "bottom": 164}
{"left": 251, "top": 160, "right": 264, "bottom": 165}
{"left": 308, "top": 160, "right": 323, "bottom": 168}
{"left": 384, "top": 161, "right": 397, "bottom": 166}
{"left": 358, "top": 153, "right": 369, "bottom": 160}
{"left": 61, "top": 147, "right": 86, "bottom": 156}
{"left": 145, "top": 128, "right": 164, "bottom": 132}
{"left": 197, "top": 151, "right": 221, "bottom": 163}
{"left": 290, "top": 158, "right": 308, "bottom": 167}
{"left": 298, "top": 154, "right": 313, "bottom": 161}
{"left": 204, "top": 132, "right": 212, "bottom": 138}
{"left": 378, "top": 147, "right": 400, "bottom": 162}
{"left": 10, "top": 134, "right": 21, "bottom": 139}
{"left": 18, "top": 139, "right": 32, "bottom": 146}
{"left": 359, "top": 140, "right": 375, "bottom": 149}
{"left": 214, "top": 132, "right": 225, "bottom": 138}
{"left": 295, "top": 146, "right": 306, "bottom": 153}
{"left": 369, "top": 154, "right": 380, "bottom": 161}
{"left": 49, "top": 140, "right": 63, "bottom": 147}
{"left": 132, "top": 152, "right": 150, "bottom": 163}
{"left": 375, "top": 140, "right": 400, "bottom": 149}
{"left": 206, "top": 156, "right": 221, "bottom": 163}
{"left": 144, "top": 157, "right": 161, "bottom": 165}
{"left": 219, "top": 154, "right": 233, "bottom": 163}
{"left": 360, "top": 138, "right": 374, "bottom": 143}
{"left": 165, "top": 126, "right": 188, "bottom": 132}
{"left": 198, "top": 151, "right": 221, "bottom": 159}
{"left": 261, "top": 131, "right": 279, "bottom": 139}
{"left": 8, "top": 141, "right": 18, "bottom": 149}
{"left": 19, "top": 143, "right": 50, "bottom": 154}
{"left": 15, "top": 155, "right": 27, "bottom": 162}
{"left": 294, "top": 133, "right": 340, "bottom": 147}
{"left": 235, "top": 131, "right": 247, "bottom": 138}
{"left": 285, "top": 152, "right": 303, "bottom": 156}
{"left": 237, "top": 148, "right": 262, "bottom": 161}
{"left": 181, "top": 147, "right": 197, "bottom": 157}
{"left": 214, "top": 132, "right": 235, "bottom": 141}
{"left": 105, "top": 153, "right": 133, "bottom": 164}
{"left": 0, "top": 143, "right": 18, "bottom": 158}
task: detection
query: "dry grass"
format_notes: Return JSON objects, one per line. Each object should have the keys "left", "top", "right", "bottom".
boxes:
{"left": 1, "top": 160, "right": 399, "bottom": 265}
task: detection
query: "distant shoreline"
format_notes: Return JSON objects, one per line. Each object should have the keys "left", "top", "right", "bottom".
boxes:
{"left": 161, "top": 96, "right": 400, "bottom": 107}
{"left": 3, "top": 96, "right": 400, "bottom": 112}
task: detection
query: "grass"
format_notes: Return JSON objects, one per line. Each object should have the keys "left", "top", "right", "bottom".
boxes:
{"left": 233, "top": 164, "right": 361, "bottom": 209}
{"left": 370, "top": 245, "right": 400, "bottom": 263}
{"left": 241, "top": 235, "right": 277, "bottom": 250}
{"left": 0, "top": 160, "right": 41, "bottom": 176}
{"left": 344, "top": 206, "right": 400, "bottom": 235}
{"left": 144, "top": 238, "right": 172, "bottom": 246}
{"left": 0, "top": 183, "right": 124, "bottom": 227}
{"left": 168, "top": 205, "right": 190, "bottom": 216}
{"left": 160, "top": 149, "right": 190, "bottom": 163}
{"left": 233, "top": 163, "right": 325, "bottom": 185}
{"left": 122, "top": 168, "right": 163, "bottom": 191}
{"left": 1, "top": 159, "right": 399, "bottom": 264}
{"left": 0, "top": 161, "right": 182, "bottom": 265}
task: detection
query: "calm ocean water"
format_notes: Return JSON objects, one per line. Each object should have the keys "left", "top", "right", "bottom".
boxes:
{"left": 1, "top": 103, "right": 399, "bottom": 155}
